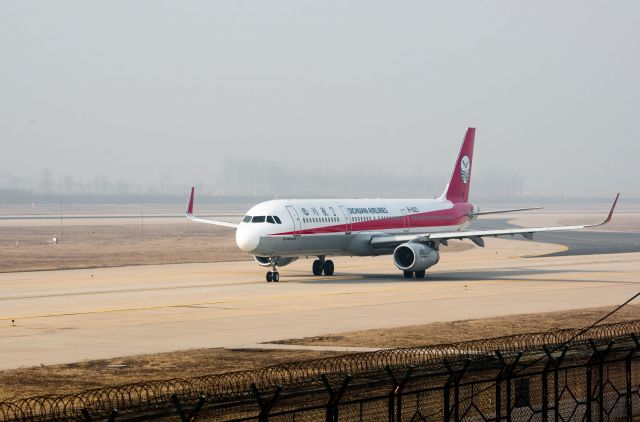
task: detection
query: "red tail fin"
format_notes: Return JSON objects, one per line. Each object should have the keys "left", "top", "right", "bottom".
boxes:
{"left": 443, "top": 127, "right": 475, "bottom": 203}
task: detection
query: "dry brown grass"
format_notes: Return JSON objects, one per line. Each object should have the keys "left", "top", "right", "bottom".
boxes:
{"left": 3, "top": 306, "right": 639, "bottom": 400}
{"left": 0, "top": 348, "right": 341, "bottom": 401}
{"left": 271, "top": 304, "right": 640, "bottom": 348}
{"left": 0, "top": 222, "right": 248, "bottom": 272}
{"left": 0, "top": 218, "right": 475, "bottom": 273}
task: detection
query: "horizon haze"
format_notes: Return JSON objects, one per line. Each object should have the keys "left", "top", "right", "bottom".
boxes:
{"left": 1, "top": 1, "right": 639, "bottom": 199}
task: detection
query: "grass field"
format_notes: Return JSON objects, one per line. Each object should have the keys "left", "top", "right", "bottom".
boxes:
{"left": 271, "top": 304, "right": 640, "bottom": 348}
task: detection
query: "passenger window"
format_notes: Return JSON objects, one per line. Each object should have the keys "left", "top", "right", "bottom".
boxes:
{"left": 274, "top": 216, "right": 282, "bottom": 224}
{"left": 243, "top": 216, "right": 252, "bottom": 223}
{"left": 267, "top": 216, "right": 275, "bottom": 224}
{"left": 252, "top": 216, "right": 265, "bottom": 223}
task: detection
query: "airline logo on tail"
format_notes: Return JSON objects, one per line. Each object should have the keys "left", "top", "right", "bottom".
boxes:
{"left": 460, "top": 155, "right": 471, "bottom": 184}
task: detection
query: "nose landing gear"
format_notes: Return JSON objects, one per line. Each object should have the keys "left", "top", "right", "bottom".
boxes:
{"left": 312, "top": 257, "right": 334, "bottom": 276}
{"left": 266, "top": 271, "right": 279, "bottom": 282}
{"left": 266, "top": 258, "right": 280, "bottom": 282}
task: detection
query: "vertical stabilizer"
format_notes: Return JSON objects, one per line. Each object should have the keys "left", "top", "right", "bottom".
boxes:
{"left": 442, "top": 127, "right": 475, "bottom": 203}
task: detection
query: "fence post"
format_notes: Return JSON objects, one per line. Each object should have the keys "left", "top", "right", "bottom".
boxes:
{"left": 81, "top": 409, "right": 91, "bottom": 421}
{"left": 587, "top": 340, "right": 614, "bottom": 422}
{"left": 81, "top": 408, "right": 118, "bottom": 422}
{"left": 542, "top": 345, "right": 568, "bottom": 422}
{"left": 386, "top": 365, "right": 414, "bottom": 422}
{"left": 251, "top": 384, "right": 283, "bottom": 422}
{"left": 443, "top": 360, "right": 452, "bottom": 422}
{"left": 541, "top": 347, "right": 553, "bottom": 422}
{"left": 321, "top": 374, "right": 352, "bottom": 422}
{"left": 495, "top": 351, "right": 521, "bottom": 422}
{"left": 442, "top": 358, "right": 470, "bottom": 422}
{"left": 555, "top": 347, "right": 568, "bottom": 422}
{"left": 171, "top": 394, "right": 206, "bottom": 422}
{"left": 626, "top": 334, "right": 640, "bottom": 421}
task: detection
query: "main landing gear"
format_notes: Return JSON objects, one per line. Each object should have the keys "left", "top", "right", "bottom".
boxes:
{"left": 266, "top": 259, "right": 280, "bottom": 282}
{"left": 312, "top": 257, "right": 334, "bottom": 276}
{"left": 403, "top": 270, "right": 426, "bottom": 279}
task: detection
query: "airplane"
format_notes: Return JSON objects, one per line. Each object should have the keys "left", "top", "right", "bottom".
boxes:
{"left": 186, "top": 127, "right": 619, "bottom": 282}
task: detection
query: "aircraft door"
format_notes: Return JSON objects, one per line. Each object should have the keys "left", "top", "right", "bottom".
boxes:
{"left": 286, "top": 206, "right": 302, "bottom": 236}
{"left": 401, "top": 209, "right": 409, "bottom": 232}
{"left": 339, "top": 206, "right": 352, "bottom": 234}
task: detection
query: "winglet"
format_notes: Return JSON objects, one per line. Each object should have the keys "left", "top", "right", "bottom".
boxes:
{"left": 602, "top": 192, "right": 620, "bottom": 225}
{"left": 186, "top": 187, "right": 195, "bottom": 216}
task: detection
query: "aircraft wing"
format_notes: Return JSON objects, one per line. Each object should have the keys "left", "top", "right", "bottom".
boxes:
{"left": 469, "top": 206, "right": 542, "bottom": 216}
{"left": 185, "top": 187, "right": 239, "bottom": 229}
{"left": 371, "top": 193, "right": 619, "bottom": 249}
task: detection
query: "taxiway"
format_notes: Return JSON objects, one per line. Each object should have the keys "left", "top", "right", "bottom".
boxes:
{"left": 1, "top": 236, "right": 640, "bottom": 370}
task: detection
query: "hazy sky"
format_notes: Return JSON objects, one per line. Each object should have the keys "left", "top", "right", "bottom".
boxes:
{"left": 1, "top": 1, "right": 639, "bottom": 197}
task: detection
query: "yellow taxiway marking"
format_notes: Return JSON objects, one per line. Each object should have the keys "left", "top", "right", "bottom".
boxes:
{"left": 0, "top": 290, "right": 370, "bottom": 321}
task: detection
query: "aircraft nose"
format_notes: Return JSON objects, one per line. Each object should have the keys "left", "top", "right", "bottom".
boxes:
{"left": 235, "top": 226, "right": 259, "bottom": 252}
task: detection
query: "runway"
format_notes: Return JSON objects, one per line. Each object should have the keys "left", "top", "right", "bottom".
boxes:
{"left": 2, "top": 238, "right": 640, "bottom": 370}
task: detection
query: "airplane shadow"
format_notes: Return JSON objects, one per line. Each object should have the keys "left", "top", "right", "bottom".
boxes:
{"left": 291, "top": 267, "right": 636, "bottom": 286}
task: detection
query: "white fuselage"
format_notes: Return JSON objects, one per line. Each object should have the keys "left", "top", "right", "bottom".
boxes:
{"left": 235, "top": 198, "right": 476, "bottom": 258}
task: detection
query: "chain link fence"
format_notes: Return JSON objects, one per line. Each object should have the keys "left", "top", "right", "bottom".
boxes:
{"left": 2, "top": 320, "right": 640, "bottom": 421}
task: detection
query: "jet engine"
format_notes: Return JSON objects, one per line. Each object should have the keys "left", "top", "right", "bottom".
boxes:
{"left": 393, "top": 243, "right": 440, "bottom": 272}
{"left": 254, "top": 256, "right": 298, "bottom": 267}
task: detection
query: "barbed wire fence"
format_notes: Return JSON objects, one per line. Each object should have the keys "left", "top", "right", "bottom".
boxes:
{"left": 2, "top": 320, "right": 640, "bottom": 421}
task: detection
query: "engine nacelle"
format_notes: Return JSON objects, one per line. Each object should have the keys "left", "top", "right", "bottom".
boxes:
{"left": 254, "top": 256, "right": 298, "bottom": 267}
{"left": 393, "top": 243, "right": 440, "bottom": 272}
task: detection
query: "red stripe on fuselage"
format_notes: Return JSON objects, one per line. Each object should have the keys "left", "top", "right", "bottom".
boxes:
{"left": 272, "top": 203, "right": 474, "bottom": 236}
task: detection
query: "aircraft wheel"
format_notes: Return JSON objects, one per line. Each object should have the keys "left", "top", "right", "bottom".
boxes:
{"left": 415, "top": 270, "right": 426, "bottom": 279}
{"left": 323, "top": 260, "right": 335, "bottom": 276}
{"left": 403, "top": 270, "right": 413, "bottom": 279}
{"left": 312, "top": 260, "right": 323, "bottom": 276}
{"left": 273, "top": 271, "right": 280, "bottom": 282}
{"left": 266, "top": 271, "right": 273, "bottom": 282}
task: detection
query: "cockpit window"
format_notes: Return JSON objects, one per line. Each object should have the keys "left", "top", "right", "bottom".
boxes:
{"left": 242, "top": 216, "right": 252, "bottom": 223}
{"left": 252, "top": 216, "right": 266, "bottom": 223}
{"left": 273, "top": 216, "right": 282, "bottom": 224}
{"left": 266, "top": 216, "right": 275, "bottom": 224}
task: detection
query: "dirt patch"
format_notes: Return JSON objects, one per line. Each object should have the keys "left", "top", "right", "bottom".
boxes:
{"left": 0, "top": 348, "right": 341, "bottom": 401}
{"left": 270, "top": 304, "right": 640, "bottom": 348}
